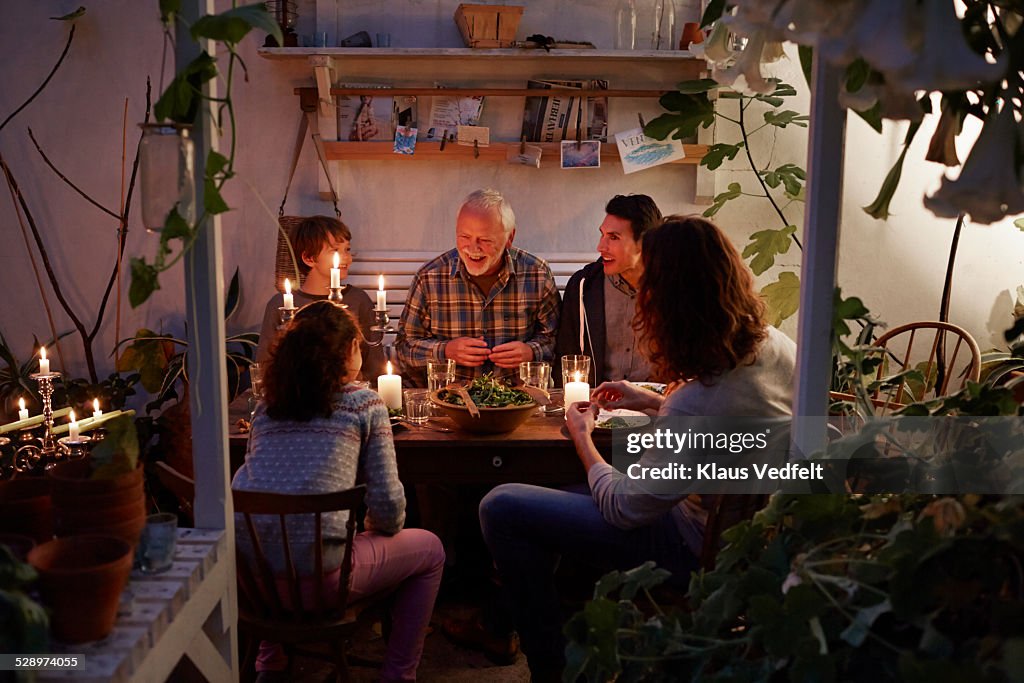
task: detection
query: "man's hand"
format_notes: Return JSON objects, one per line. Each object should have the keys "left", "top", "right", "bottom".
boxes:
{"left": 444, "top": 336, "right": 490, "bottom": 366}
{"left": 488, "top": 341, "right": 533, "bottom": 368}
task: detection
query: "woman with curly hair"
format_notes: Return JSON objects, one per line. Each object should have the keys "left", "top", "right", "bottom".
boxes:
{"left": 479, "top": 216, "right": 796, "bottom": 681}
{"left": 234, "top": 300, "right": 444, "bottom": 682}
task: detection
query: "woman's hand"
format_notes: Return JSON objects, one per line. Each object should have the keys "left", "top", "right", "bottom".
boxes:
{"left": 565, "top": 400, "right": 597, "bottom": 443}
{"left": 591, "top": 381, "right": 664, "bottom": 414}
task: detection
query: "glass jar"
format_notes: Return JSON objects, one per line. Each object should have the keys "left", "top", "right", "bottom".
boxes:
{"left": 138, "top": 124, "right": 195, "bottom": 233}
{"left": 614, "top": 0, "right": 637, "bottom": 50}
{"left": 651, "top": 0, "right": 677, "bottom": 50}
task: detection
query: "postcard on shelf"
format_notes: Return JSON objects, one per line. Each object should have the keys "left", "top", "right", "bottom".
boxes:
{"left": 521, "top": 79, "right": 608, "bottom": 144}
{"left": 394, "top": 95, "right": 418, "bottom": 129}
{"left": 506, "top": 144, "right": 543, "bottom": 168}
{"left": 561, "top": 140, "right": 601, "bottom": 169}
{"left": 614, "top": 127, "right": 686, "bottom": 174}
{"left": 456, "top": 125, "right": 490, "bottom": 147}
{"left": 336, "top": 84, "right": 394, "bottom": 142}
{"left": 394, "top": 126, "right": 418, "bottom": 155}
{"left": 425, "top": 95, "right": 485, "bottom": 140}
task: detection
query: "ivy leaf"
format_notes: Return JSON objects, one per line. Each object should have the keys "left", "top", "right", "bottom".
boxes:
{"left": 742, "top": 225, "right": 796, "bottom": 275}
{"left": 154, "top": 52, "right": 217, "bottom": 123}
{"left": 761, "top": 271, "right": 801, "bottom": 326}
{"left": 116, "top": 329, "right": 173, "bottom": 393}
{"left": 833, "top": 291, "right": 870, "bottom": 338}
{"left": 205, "top": 149, "right": 230, "bottom": 178}
{"left": 129, "top": 258, "right": 160, "bottom": 308}
{"left": 191, "top": 4, "right": 282, "bottom": 47}
{"left": 703, "top": 182, "right": 742, "bottom": 218}
{"left": 50, "top": 6, "right": 85, "bottom": 20}
{"left": 159, "top": 0, "right": 181, "bottom": 25}
{"left": 763, "top": 110, "right": 809, "bottom": 128}
{"left": 701, "top": 142, "right": 743, "bottom": 171}
{"left": 204, "top": 178, "right": 230, "bottom": 215}
{"left": 161, "top": 206, "right": 192, "bottom": 240}
{"left": 647, "top": 93, "right": 715, "bottom": 140}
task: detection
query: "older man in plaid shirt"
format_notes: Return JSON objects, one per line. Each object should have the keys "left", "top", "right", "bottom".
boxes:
{"left": 396, "top": 189, "right": 561, "bottom": 385}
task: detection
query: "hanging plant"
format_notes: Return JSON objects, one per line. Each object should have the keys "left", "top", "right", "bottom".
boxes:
{"left": 129, "top": 2, "right": 281, "bottom": 307}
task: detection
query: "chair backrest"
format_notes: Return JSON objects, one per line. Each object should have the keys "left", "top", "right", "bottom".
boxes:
{"left": 870, "top": 321, "right": 981, "bottom": 409}
{"left": 153, "top": 462, "right": 367, "bottom": 629}
{"left": 233, "top": 485, "right": 366, "bottom": 628}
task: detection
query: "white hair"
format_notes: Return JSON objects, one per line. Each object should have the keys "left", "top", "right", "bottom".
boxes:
{"left": 461, "top": 189, "right": 516, "bottom": 234}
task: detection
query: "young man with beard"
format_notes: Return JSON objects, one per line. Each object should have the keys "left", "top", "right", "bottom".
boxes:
{"left": 555, "top": 194, "right": 663, "bottom": 384}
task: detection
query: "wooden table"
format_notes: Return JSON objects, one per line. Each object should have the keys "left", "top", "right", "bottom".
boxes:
{"left": 228, "top": 394, "right": 595, "bottom": 485}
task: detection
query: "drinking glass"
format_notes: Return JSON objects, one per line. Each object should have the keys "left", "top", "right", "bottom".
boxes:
{"left": 250, "top": 362, "right": 265, "bottom": 400}
{"left": 427, "top": 359, "right": 457, "bottom": 393}
{"left": 138, "top": 512, "right": 178, "bottom": 574}
{"left": 561, "top": 355, "right": 591, "bottom": 387}
{"left": 404, "top": 389, "right": 431, "bottom": 425}
{"left": 519, "top": 361, "right": 551, "bottom": 414}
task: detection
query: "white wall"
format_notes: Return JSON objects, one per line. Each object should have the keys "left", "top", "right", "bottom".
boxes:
{"left": 2, "top": 1, "right": 1021, "bottom": 398}
{"left": 709, "top": 51, "right": 1024, "bottom": 351}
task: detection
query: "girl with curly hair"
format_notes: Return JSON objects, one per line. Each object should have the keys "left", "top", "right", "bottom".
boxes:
{"left": 234, "top": 300, "right": 444, "bottom": 682}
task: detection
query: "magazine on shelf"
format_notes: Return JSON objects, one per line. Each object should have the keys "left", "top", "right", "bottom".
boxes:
{"left": 336, "top": 85, "right": 395, "bottom": 142}
{"left": 521, "top": 79, "right": 609, "bottom": 143}
{"left": 424, "top": 95, "right": 485, "bottom": 140}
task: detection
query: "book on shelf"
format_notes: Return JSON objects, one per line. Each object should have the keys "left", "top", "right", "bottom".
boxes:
{"left": 336, "top": 84, "right": 394, "bottom": 142}
{"left": 521, "top": 79, "right": 609, "bottom": 144}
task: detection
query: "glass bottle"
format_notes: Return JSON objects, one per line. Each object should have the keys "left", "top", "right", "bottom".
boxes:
{"left": 651, "top": 0, "right": 677, "bottom": 50}
{"left": 138, "top": 124, "right": 195, "bottom": 233}
{"left": 614, "top": 0, "right": 637, "bottom": 50}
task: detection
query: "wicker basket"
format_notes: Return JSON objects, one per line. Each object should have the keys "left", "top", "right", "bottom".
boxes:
{"left": 454, "top": 4, "right": 524, "bottom": 48}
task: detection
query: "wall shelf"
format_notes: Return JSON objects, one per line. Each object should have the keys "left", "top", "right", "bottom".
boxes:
{"left": 323, "top": 140, "right": 707, "bottom": 164}
{"left": 258, "top": 47, "right": 705, "bottom": 65}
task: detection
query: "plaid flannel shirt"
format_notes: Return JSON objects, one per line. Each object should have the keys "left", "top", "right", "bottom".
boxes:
{"left": 395, "top": 247, "right": 561, "bottom": 384}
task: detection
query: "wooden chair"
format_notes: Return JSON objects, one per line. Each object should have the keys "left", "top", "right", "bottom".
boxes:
{"left": 153, "top": 462, "right": 376, "bottom": 682}
{"left": 832, "top": 321, "right": 982, "bottom": 415}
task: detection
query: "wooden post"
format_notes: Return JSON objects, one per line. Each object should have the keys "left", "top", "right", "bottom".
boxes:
{"left": 790, "top": 52, "right": 846, "bottom": 461}
{"left": 179, "top": 1, "right": 239, "bottom": 679}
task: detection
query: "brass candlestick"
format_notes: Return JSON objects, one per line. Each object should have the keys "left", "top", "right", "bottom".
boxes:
{"left": 365, "top": 308, "right": 395, "bottom": 348}
{"left": 327, "top": 284, "right": 347, "bottom": 306}
{"left": 278, "top": 306, "right": 297, "bottom": 329}
{"left": 15, "top": 371, "right": 61, "bottom": 473}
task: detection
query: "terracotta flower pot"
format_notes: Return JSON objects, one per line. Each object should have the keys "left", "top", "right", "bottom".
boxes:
{"left": 0, "top": 477, "right": 53, "bottom": 543}
{"left": 47, "top": 459, "right": 146, "bottom": 549}
{"left": 28, "top": 535, "right": 132, "bottom": 643}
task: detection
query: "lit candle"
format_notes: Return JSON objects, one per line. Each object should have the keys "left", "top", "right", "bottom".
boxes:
{"left": 283, "top": 278, "right": 295, "bottom": 310}
{"left": 376, "top": 274, "right": 387, "bottom": 311}
{"left": 68, "top": 410, "right": 79, "bottom": 441}
{"left": 92, "top": 398, "right": 102, "bottom": 419}
{"left": 564, "top": 371, "right": 590, "bottom": 408}
{"left": 376, "top": 361, "right": 403, "bottom": 410}
{"left": 38, "top": 347, "right": 49, "bottom": 375}
{"left": 330, "top": 251, "right": 341, "bottom": 289}
{"left": 17, "top": 398, "right": 28, "bottom": 421}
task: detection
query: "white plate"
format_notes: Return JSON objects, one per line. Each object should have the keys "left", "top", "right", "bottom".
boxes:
{"left": 632, "top": 381, "right": 667, "bottom": 395}
{"left": 595, "top": 408, "right": 651, "bottom": 430}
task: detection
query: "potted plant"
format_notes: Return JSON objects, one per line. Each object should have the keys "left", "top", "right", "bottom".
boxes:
{"left": 47, "top": 414, "right": 145, "bottom": 549}
{"left": 0, "top": 543, "right": 49, "bottom": 668}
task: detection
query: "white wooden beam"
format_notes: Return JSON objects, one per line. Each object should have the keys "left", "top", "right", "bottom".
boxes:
{"left": 179, "top": 1, "right": 238, "bottom": 680}
{"left": 790, "top": 52, "right": 847, "bottom": 460}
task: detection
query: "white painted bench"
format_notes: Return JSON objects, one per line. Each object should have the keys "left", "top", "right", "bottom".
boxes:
{"left": 346, "top": 250, "right": 597, "bottom": 325}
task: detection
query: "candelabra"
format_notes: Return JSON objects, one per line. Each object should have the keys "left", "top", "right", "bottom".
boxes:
{"left": 9, "top": 371, "right": 93, "bottom": 476}
{"left": 327, "top": 284, "right": 347, "bottom": 307}
{"left": 365, "top": 308, "right": 395, "bottom": 348}
{"left": 277, "top": 305, "right": 296, "bottom": 329}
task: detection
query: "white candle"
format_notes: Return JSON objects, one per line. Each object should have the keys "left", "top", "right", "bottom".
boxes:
{"left": 564, "top": 371, "right": 590, "bottom": 408}
{"left": 330, "top": 251, "right": 341, "bottom": 289}
{"left": 92, "top": 398, "right": 102, "bottom": 419}
{"left": 376, "top": 274, "right": 387, "bottom": 311}
{"left": 17, "top": 398, "right": 28, "bottom": 421}
{"left": 376, "top": 361, "right": 403, "bottom": 410}
{"left": 68, "top": 410, "right": 79, "bottom": 441}
{"left": 38, "top": 347, "right": 49, "bottom": 375}
{"left": 282, "top": 278, "right": 295, "bottom": 310}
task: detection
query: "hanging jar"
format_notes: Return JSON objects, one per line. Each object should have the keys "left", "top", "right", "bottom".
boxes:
{"left": 651, "top": 0, "right": 677, "bottom": 50}
{"left": 138, "top": 124, "right": 195, "bottom": 233}
{"left": 614, "top": 0, "right": 637, "bottom": 50}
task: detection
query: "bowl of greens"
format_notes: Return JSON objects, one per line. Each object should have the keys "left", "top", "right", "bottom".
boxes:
{"left": 430, "top": 374, "right": 537, "bottom": 434}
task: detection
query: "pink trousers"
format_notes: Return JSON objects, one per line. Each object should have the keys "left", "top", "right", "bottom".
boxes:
{"left": 256, "top": 528, "right": 445, "bottom": 681}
